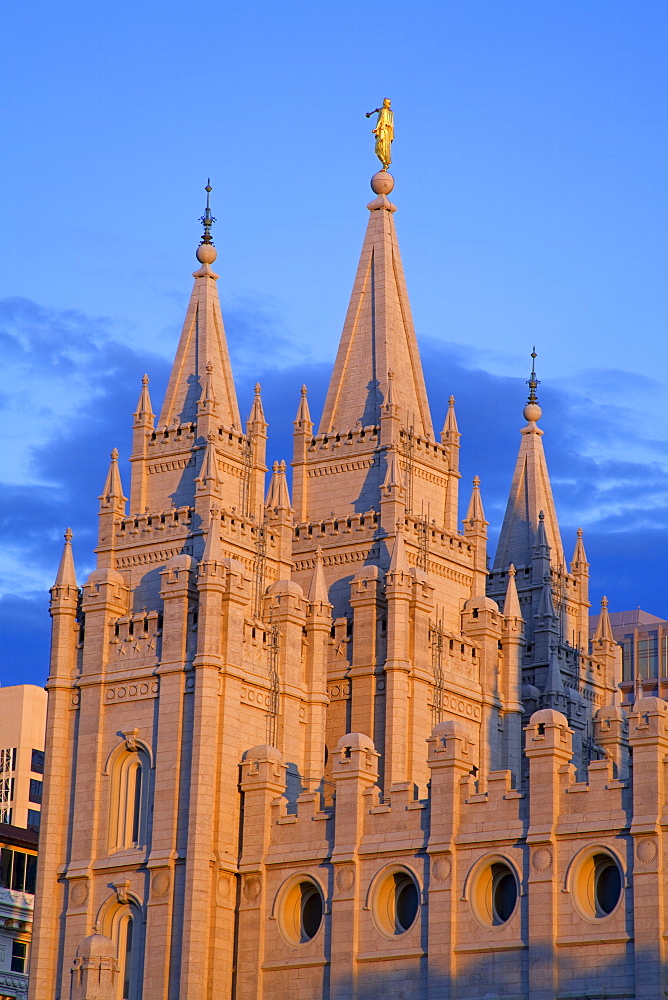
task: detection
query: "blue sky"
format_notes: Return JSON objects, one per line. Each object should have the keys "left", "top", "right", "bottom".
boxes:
{"left": 1, "top": 1, "right": 667, "bottom": 685}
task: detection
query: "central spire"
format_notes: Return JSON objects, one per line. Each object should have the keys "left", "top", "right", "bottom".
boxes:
{"left": 318, "top": 170, "right": 433, "bottom": 439}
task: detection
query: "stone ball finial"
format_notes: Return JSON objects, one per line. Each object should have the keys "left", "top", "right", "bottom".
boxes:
{"left": 196, "top": 243, "right": 218, "bottom": 265}
{"left": 370, "top": 171, "right": 394, "bottom": 196}
{"left": 523, "top": 401, "right": 542, "bottom": 423}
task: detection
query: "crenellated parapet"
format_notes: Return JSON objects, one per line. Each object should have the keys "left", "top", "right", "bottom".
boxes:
{"left": 233, "top": 700, "right": 661, "bottom": 1000}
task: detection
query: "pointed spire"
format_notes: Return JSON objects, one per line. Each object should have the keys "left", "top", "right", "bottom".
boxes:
{"left": 99, "top": 449, "right": 127, "bottom": 510}
{"left": 388, "top": 524, "right": 409, "bottom": 574}
{"left": 544, "top": 641, "right": 565, "bottom": 694}
{"left": 265, "top": 460, "right": 292, "bottom": 511}
{"left": 593, "top": 596, "right": 615, "bottom": 645}
{"left": 318, "top": 191, "right": 433, "bottom": 438}
{"left": 158, "top": 183, "right": 241, "bottom": 429}
{"left": 382, "top": 447, "right": 404, "bottom": 493}
{"left": 247, "top": 383, "right": 266, "bottom": 429}
{"left": 536, "top": 571, "right": 557, "bottom": 624}
{"left": 494, "top": 352, "right": 564, "bottom": 572}
{"left": 196, "top": 435, "right": 220, "bottom": 492}
{"left": 133, "top": 374, "right": 155, "bottom": 426}
{"left": 54, "top": 528, "right": 78, "bottom": 588}
{"left": 197, "top": 363, "right": 218, "bottom": 412}
{"left": 534, "top": 510, "right": 550, "bottom": 558}
{"left": 201, "top": 508, "right": 224, "bottom": 566}
{"left": 503, "top": 564, "right": 522, "bottom": 621}
{"left": 464, "top": 476, "right": 486, "bottom": 526}
{"left": 294, "top": 384, "right": 313, "bottom": 431}
{"left": 440, "top": 395, "right": 460, "bottom": 444}
{"left": 307, "top": 546, "right": 329, "bottom": 605}
{"left": 570, "top": 527, "right": 589, "bottom": 575}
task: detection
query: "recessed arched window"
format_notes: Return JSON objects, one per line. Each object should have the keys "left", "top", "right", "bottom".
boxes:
{"left": 108, "top": 744, "right": 150, "bottom": 854}
{"left": 107, "top": 901, "right": 144, "bottom": 1000}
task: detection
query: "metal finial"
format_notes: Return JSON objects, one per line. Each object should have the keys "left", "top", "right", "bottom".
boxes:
{"left": 526, "top": 346, "right": 540, "bottom": 404}
{"left": 199, "top": 179, "right": 216, "bottom": 246}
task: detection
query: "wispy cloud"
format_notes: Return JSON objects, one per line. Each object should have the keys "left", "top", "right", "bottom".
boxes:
{"left": 2, "top": 299, "right": 668, "bottom": 686}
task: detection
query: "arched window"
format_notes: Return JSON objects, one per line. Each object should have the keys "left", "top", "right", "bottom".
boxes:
{"left": 106, "top": 902, "right": 144, "bottom": 1000}
{"left": 107, "top": 745, "right": 150, "bottom": 853}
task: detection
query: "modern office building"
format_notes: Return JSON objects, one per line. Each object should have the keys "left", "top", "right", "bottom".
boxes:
{"left": 0, "top": 686, "right": 46, "bottom": 1000}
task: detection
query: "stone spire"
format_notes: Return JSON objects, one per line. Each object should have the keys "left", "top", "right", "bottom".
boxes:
{"left": 293, "top": 384, "right": 313, "bottom": 432}
{"left": 99, "top": 448, "right": 126, "bottom": 512}
{"left": 307, "top": 546, "right": 329, "bottom": 605}
{"left": 593, "top": 596, "right": 615, "bottom": 644}
{"left": 441, "top": 394, "right": 460, "bottom": 448}
{"left": 54, "top": 528, "right": 77, "bottom": 589}
{"left": 247, "top": 383, "right": 266, "bottom": 429}
{"left": 196, "top": 436, "right": 221, "bottom": 494}
{"left": 158, "top": 183, "right": 241, "bottom": 429}
{"left": 493, "top": 351, "right": 564, "bottom": 572}
{"left": 133, "top": 374, "right": 154, "bottom": 426}
{"left": 464, "top": 475, "right": 486, "bottom": 528}
{"left": 388, "top": 524, "right": 410, "bottom": 575}
{"left": 570, "top": 527, "right": 589, "bottom": 575}
{"left": 502, "top": 564, "right": 522, "bottom": 620}
{"left": 318, "top": 172, "right": 433, "bottom": 439}
{"left": 201, "top": 508, "right": 224, "bottom": 567}
{"left": 265, "top": 460, "right": 292, "bottom": 511}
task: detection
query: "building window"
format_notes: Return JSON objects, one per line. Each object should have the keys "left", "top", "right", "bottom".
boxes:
{"left": 0, "top": 848, "right": 38, "bottom": 893}
{"left": 27, "top": 809, "right": 41, "bottom": 832}
{"left": 11, "top": 941, "right": 27, "bottom": 974}
{"left": 637, "top": 637, "right": 659, "bottom": 679}
{"left": 621, "top": 637, "right": 633, "bottom": 681}
{"left": 0, "top": 749, "right": 15, "bottom": 825}
{"left": 108, "top": 903, "right": 143, "bottom": 1000}
{"left": 108, "top": 746, "right": 150, "bottom": 853}
{"left": 29, "top": 778, "right": 42, "bottom": 803}
{"left": 31, "top": 749, "right": 45, "bottom": 774}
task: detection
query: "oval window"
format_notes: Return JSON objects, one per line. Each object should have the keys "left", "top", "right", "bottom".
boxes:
{"left": 300, "top": 883, "right": 323, "bottom": 940}
{"left": 573, "top": 850, "right": 623, "bottom": 920}
{"left": 594, "top": 856, "right": 621, "bottom": 915}
{"left": 278, "top": 878, "right": 324, "bottom": 945}
{"left": 472, "top": 860, "right": 518, "bottom": 927}
{"left": 372, "top": 868, "right": 420, "bottom": 936}
{"left": 492, "top": 864, "right": 518, "bottom": 923}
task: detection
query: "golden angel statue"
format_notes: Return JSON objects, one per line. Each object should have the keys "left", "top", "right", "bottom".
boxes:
{"left": 366, "top": 98, "right": 394, "bottom": 170}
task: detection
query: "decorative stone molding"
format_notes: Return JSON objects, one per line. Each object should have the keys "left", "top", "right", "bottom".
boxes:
{"left": 113, "top": 879, "right": 131, "bottom": 904}
{"left": 151, "top": 870, "right": 171, "bottom": 898}
{"left": 636, "top": 837, "right": 658, "bottom": 865}
{"left": 335, "top": 866, "right": 355, "bottom": 892}
{"left": 431, "top": 855, "right": 452, "bottom": 883}
{"left": 428, "top": 693, "right": 481, "bottom": 721}
{"left": 240, "top": 685, "right": 273, "bottom": 709}
{"left": 70, "top": 878, "right": 89, "bottom": 907}
{"left": 106, "top": 682, "right": 158, "bottom": 703}
{"left": 217, "top": 872, "right": 234, "bottom": 901}
{"left": 531, "top": 847, "right": 553, "bottom": 874}
{"left": 122, "top": 730, "right": 140, "bottom": 753}
{"left": 328, "top": 682, "right": 351, "bottom": 701}
{"left": 0, "top": 972, "right": 28, "bottom": 996}
{"left": 242, "top": 875, "right": 261, "bottom": 902}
